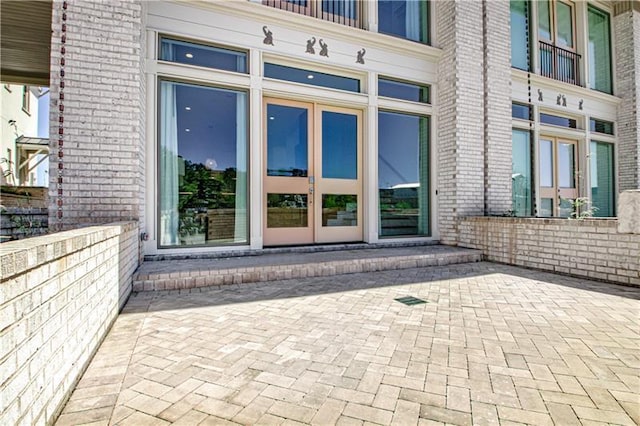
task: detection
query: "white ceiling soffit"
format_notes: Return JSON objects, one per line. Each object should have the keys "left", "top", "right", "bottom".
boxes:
{"left": 1, "top": 1, "right": 52, "bottom": 86}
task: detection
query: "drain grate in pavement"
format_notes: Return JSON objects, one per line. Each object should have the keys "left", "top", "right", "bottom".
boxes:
{"left": 395, "top": 296, "right": 427, "bottom": 306}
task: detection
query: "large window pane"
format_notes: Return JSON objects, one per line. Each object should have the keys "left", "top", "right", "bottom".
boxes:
{"left": 264, "top": 63, "right": 360, "bottom": 92}
{"left": 512, "top": 129, "right": 532, "bottom": 216}
{"left": 159, "top": 81, "right": 248, "bottom": 247}
{"left": 378, "top": 0, "right": 429, "bottom": 44}
{"left": 556, "top": 2, "right": 573, "bottom": 48}
{"left": 159, "top": 38, "right": 247, "bottom": 73}
{"left": 588, "top": 6, "right": 612, "bottom": 94}
{"left": 511, "top": 0, "right": 530, "bottom": 70}
{"left": 590, "top": 141, "right": 615, "bottom": 217}
{"left": 378, "top": 111, "right": 429, "bottom": 237}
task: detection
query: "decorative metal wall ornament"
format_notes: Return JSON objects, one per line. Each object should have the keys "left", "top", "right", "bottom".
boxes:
{"left": 262, "top": 26, "right": 274, "bottom": 46}
{"left": 537, "top": 89, "right": 543, "bottom": 102}
{"left": 356, "top": 48, "right": 366, "bottom": 64}
{"left": 319, "top": 39, "right": 329, "bottom": 57}
{"left": 305, "top": 37, "right": 316, "bottom": 54}
{"left": 557, "top": 93, "right": 562, "bottom": 105}
{"left": 579, "top": 99, "right": 584, "bottom": 110}
{"left": 562, "top": 95, "right": 567, "bottom": 107}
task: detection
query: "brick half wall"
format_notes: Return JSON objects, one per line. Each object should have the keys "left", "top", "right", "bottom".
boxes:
{"left": 458, "top": 217, "right": 640, "bottom": 286}
{"left": 0, "top": 222, "right": 140, "bottom": 424}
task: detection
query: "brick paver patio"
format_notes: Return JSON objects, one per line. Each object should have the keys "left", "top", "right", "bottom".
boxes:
{"left": 56, "top": 262, "right": 639, "bottom": 425}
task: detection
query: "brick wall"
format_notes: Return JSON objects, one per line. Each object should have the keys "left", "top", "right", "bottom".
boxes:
{"left": 614, "top": 7, "right": 640, "bottom": 191}
{"left": 48, "top": 0, "right": 146, "bottom": 231}
{"left": 483, "top": 0, "right": 513, "bottom": 215}
{"left": 436, "top": 0, "right": 485, "bottom": 244}
{"left": 458, "top": 217, "right": 640, "bottom": 286}
{"left": 0, "top": 222, "right": 140, "bottom": 424}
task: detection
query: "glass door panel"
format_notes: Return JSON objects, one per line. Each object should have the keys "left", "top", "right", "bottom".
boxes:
{"left": 539, "top": 139, "right": 554, "bottom": 188}
{"left": 315, "top": 105, "right": 362, "bottom": 243}
{"left": 266, "top": 104, "right": 308, "bottom": 177}
{"left": 321, "top": 111, "right": 357, "bottom": 180}
{"left": 263, "top": 99, "right": 314, "bottom": 245}
{"left": 558, "top": 142, "right": 576, "bottom": 188}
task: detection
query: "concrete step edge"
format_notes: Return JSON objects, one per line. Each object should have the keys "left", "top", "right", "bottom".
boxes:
{"left": 132, "top": 249, "right": 482, "bottom": 292}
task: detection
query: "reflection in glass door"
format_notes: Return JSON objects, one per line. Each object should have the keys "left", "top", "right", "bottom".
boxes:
{"left": 263, "top": 98, "right": 362, "bottom": 245}
{"left": 539, "top": 137, "right": 578, "bottom": 217}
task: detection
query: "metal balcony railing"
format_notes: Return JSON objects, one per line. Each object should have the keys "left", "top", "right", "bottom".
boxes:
{"left": 261, "top": 0, "right": 365, "bottom": 29}
{"left": 539, "top": 40, "right": 582, "bottom": 87}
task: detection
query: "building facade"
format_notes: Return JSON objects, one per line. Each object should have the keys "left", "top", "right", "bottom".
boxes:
{"left": 37, "top": 0, "right": 640, "bottom": 255}
{"left": 0, "top": 84, "right": 48, "bottom": 187}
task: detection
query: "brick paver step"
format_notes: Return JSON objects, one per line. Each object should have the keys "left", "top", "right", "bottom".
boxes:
{"left": 133, "top": 245, "right": 482, "bottom": 292}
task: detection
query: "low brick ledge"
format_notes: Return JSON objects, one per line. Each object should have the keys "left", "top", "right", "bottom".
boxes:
{"left": 0, "top": 221, "right": 138, "bottom": 281}
{"left": 133, "top": 248, "right": 482, "bottom": 292}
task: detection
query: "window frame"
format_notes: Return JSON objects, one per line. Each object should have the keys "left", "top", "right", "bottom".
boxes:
{"left": 378, "top": 76, "right": 431, "bottom": 105}
{"left": 538, "top": 0, "right": 576, "bottom": 52}
{"left": 377, "top": 0, "right": 430, "bottom": 45}
{"left": 377, "top": 108, "right": 431, "bottom": 238}
{"left": 21, "top": 86, "right": 30, "bottom": 115}
{"left": 158, "top": 34, "right": 250, "bottom": 74}
{"left": 155, "top": 77, "right": 251, "bottom": 249}
{"left": 587, "top": 4, "right": 613, "bottom": 94}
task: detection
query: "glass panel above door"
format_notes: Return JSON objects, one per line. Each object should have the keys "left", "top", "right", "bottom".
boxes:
{"left": 266, "top": 104, "right": 309, "bottom": 177}
{"left": 322, "top": 111, "right": 357, "bottom": 180}
{"left": 264, "top": 63, "right": 361, "bottom": 93}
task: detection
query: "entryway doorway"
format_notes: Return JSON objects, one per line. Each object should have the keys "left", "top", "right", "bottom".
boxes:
{"left": 539, "top": 136, "right": 578, "bottom": 217}
{"left": 263, "top": 98, "right": 363, "bottom": 245}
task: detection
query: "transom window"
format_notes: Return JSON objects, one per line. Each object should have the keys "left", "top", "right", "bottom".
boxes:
{"left": 378, "top": 78, "right": 430, "bottom": 104}
{"left": 159, "top": 37, "right": 248, "bottom": 73}
{"left": 264, "top": 63, "right": 361, "bottom": 93}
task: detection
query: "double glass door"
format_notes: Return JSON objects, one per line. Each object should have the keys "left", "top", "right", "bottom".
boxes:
{"left": 264, "top": 98, "right": 363, "bottom": 245}
{"left": 539, "top": 137, "right": 578, "bottom": 217}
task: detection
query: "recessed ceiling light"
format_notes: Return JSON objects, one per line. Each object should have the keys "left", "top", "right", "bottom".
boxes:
{"left": 269, "top": 116, "right": 275, "bottom": 120}
{"left": 185, "top": 128, "right": 191, "bottom": 132}
{"left": 185, "top": 106, "right": 191, "bottom": 111}
{"left": 185, "top": 53, "right": 194, "bottom": 59}
{"left": 307, "top": 74, "right": 314, "bottom": 79}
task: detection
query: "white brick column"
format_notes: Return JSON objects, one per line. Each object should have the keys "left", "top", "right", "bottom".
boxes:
{"left": 614, "top": 2, "right": 640, "bottom": 191}
{"left": 436, "top": 0, "right": 485, "bottom": 244}
{"left": 49, "top": 0, "right": 146, "bottom": 231}
{"left": 483, "top": 0, "right": 513, "bottom": 215}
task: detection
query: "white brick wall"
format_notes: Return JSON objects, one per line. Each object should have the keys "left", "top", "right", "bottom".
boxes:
{"left": 458, "top": 216, "right": 640, "bottom": 286}
{"left": 436, "top": 0, "right": 486, "bottom": 244}
{"left": 48, "top": 0, "right": 146, "bottom": 231}
{"left": 0, "top": 222, "right": 140, "bottom": 425}
{"left": 614, "top": 7, "right": 640, "bottom": 191}
{"left": 483, "top": 0, "right": 513, "bottom": 215}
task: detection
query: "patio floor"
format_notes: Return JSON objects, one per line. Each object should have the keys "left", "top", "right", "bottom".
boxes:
{"left": 56, "top": 262, "right": 640, "bottom": 425}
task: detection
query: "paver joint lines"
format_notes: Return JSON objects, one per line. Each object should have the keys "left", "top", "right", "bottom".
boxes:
{"left": 56, "top": 262, "right": 640, "bottom": 426}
